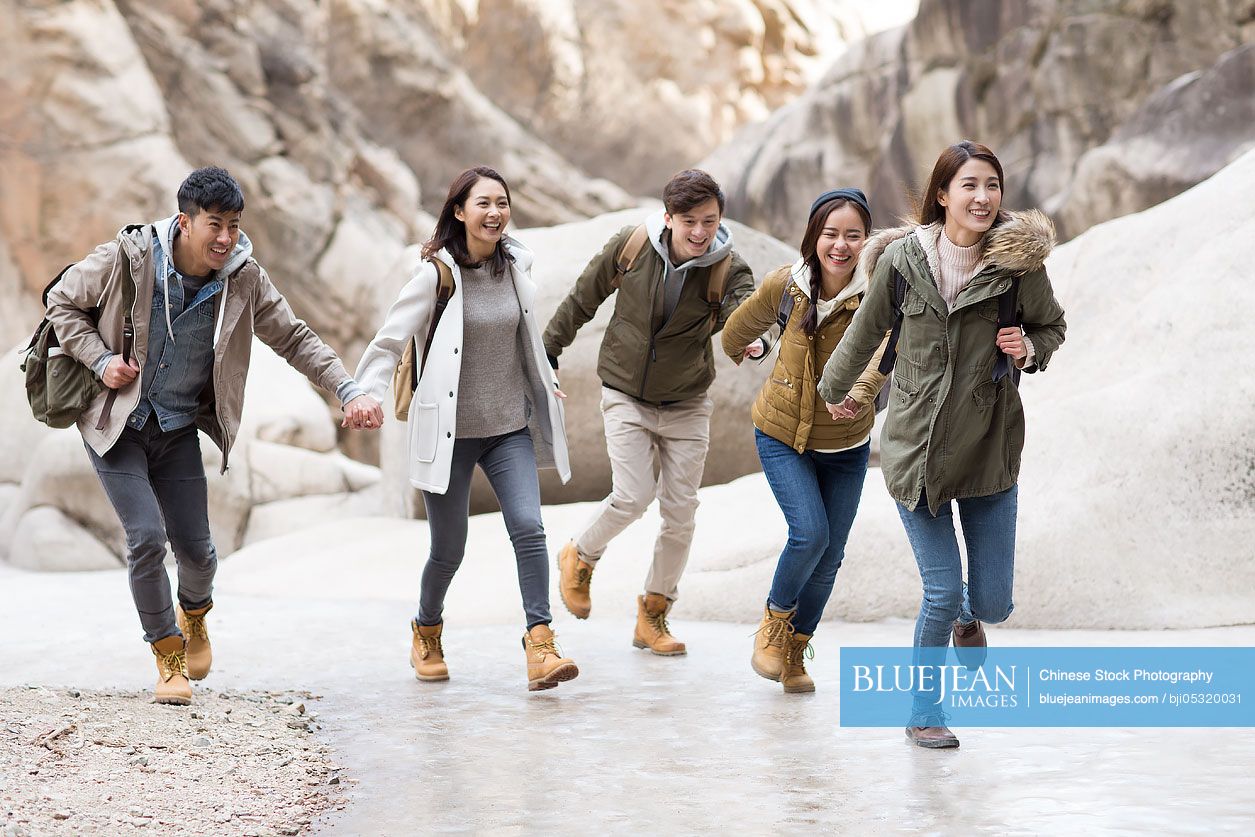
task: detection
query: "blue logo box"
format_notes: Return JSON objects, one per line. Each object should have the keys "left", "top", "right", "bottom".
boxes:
{"left": 839, "top": 647, "right": 1255, "bottom": 727}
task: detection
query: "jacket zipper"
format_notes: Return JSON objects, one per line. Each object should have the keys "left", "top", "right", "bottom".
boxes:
{"left": 637, "top": 260, "right": 664, "bottom": 399}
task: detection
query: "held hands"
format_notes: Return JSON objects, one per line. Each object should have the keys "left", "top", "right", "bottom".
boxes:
{"left": 553, "top": 377, "right": 567, "bottom": 400}
{"left": 103, "top": 356, "right": 140, "bottom": 389}
{"left": 342, "top": 395, "right": 384, "bottom": 430}
{"left": 742, "top": 339, "right": 765, "bottom": 360}
{"left": 826, "top": 394, "right": 868, "bottom": 420}
{"left": 996, "top": 326, "right": 1027, "bottom": 361}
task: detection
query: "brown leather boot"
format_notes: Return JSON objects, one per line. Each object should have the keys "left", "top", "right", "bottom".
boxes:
{"left": 410, "top": 619, "right": 449, "bottom": 681}
{"left": 175, "top": 601, "right": 213, "bottom": 680}
{"left": 151, "top": 635, "right": 192, "bottom": 705}
{"left": 750, "top": 606, "right": 795, "bottom": 681}
{"left": 557, "top": 541, "right": 594, "bottom": 619}
{"left": 952, "top": 620, "right": 987, "bottom": 670}
{"left": 906, "top": 725, "right": 960, "bottom": 749}
{"left": 781, "top": 633, "right": 815, "bottom": 693}
{"left": 522, "top": 624, "right": 579, "bottom": 691}
{"left": 632, "top": 593, "right": 686, "bottom": 656}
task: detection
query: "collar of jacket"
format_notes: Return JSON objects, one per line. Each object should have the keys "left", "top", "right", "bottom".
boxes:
{"left": 858, "top": 209, "right": 1056, "bottom": 282}
{"left": 432, "top": 234, "right": 534, "bottom": 274}
{"left": 788, "top": 256, "right": 867, "bottom": 308}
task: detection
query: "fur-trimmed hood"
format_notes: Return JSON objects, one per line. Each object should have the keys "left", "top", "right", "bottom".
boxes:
{"left": 857, "top": 209, "right": 1056, "bottom": 282}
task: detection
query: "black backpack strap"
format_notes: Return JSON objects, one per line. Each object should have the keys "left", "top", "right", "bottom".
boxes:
{"left": 991, "top": 275, "right": 1022, "bottom": 383}
{"left": 876, "top": 267, "right": 908, "bottom": 375}
{"left": 775, "top": 281, "right": 797, "bottom": 332}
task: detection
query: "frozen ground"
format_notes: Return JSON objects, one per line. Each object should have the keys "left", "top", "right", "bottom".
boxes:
{"left": 2, "top": 555, "right": 1253, "bottom": 834}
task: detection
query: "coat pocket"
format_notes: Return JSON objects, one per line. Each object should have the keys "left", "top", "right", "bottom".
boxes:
{"left": 414, "top": 402, "right": 440, "bottom": 463}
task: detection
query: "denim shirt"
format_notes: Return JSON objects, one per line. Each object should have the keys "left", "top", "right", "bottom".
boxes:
{"left": 127, "top": 231, "right": 222, "bottom": 432}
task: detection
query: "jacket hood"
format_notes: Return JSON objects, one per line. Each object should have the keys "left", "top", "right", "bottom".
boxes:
{"left": 644, "top": 209, "right": 734, "bottom": 269}
{"left": 856, "top": 209, "right": 1056, "bottom": 283}
{"left": 144, "top": 214, "right": 252, "bottom": 347}
{"left": 789, "top": 256, "right": 867, "bottom": 306}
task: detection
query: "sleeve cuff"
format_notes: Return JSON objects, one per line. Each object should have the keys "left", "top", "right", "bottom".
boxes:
{"left": 92, "top": 352, "right": 115, "bottom": 380}
{"left": 337, "top": 380, "right": 367, "bottom": 406}
{"left": 1016, "top": 336, "right": 1037, "bottom": 370}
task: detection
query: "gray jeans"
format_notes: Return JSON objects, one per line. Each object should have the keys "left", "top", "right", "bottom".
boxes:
{"left": 419, "top": 427, "right": 552, "bottom": 628}
{"left": 86, "top": 421, "right": 216, "bottom": 644}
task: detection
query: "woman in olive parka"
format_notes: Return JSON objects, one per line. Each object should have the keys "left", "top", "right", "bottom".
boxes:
{"left": 818, "top": 141, "right": 1066, "bottom": 749}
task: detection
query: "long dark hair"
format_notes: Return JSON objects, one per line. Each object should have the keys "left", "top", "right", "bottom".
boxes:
{"left": 798, "top": 196, "right": 871, "bottom": 336}
{"left": 918, "top": 140, "right": 1006, "bottom": 229}
{"left": 422, "top": 166, "right": 515, "bottom": 275}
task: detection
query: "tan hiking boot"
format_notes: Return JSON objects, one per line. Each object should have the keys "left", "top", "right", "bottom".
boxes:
{"left": 782, "top": 633, "right": 815, "bottom": 693}
{"left": 151, "top": 635, "right": 192, "bottom": 705}
{"left": 751, "top": 606, "right": 796, "bottom": 681}
{"left": 175, "top": 601, "right": 213, "bottom": 680}
{"left": 632, "top": 593, "right": 686, "bottom": 656}
{"left": 410, "top": 619, "right": 449, "bottom": 681}
{"left": 557, "top": 541, "right": 594, "bottom": 619}
{"left": 522, "top": 624, "right": 579, "bottom": 691}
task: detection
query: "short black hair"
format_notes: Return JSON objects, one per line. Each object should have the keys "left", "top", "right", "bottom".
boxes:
{"left": 177, "top": 166, "right": 245, "bottom": 217}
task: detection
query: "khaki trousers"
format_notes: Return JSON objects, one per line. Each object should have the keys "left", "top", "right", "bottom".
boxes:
{"left": 575, "top": 386, "right": 713, "bottom": 600}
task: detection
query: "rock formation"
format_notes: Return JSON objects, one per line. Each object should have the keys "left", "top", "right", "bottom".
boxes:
{"left": 705, "top": 0, "right": 1255, "bottom": 245}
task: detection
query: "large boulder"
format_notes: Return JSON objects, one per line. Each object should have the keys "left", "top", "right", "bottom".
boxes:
{"left": 375, "top": 208, "right": 796, "bottom": 515}
{"left": 705, "top": 0, "right": 1255, "bottom": 246}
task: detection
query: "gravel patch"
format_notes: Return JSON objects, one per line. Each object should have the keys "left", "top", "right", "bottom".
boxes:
{"left": 0, "top": 687, "right": 346, "bottom": 836}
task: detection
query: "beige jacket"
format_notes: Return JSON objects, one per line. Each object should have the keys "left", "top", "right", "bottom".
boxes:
{"left": 46, "top": 222, "right": 354, "bottom": 469}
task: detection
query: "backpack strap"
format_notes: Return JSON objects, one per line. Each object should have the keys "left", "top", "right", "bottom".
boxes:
{"left": 704, "top": 254, "right": 732, "bottom": 326}
{"left": 95, "top": 244, "right": 139, "bottom": 431}
{"left": 775, "top": 280, "right": 797, "bottom": 332}
{"left": 610, "top": 224, "right": 649, "bottom": 290}
{"left": 991, "top": 275, "right": 1022, "bottom": 384}
{"left": 417, "top": 258, "right": 456, "bottom": 381}
{"left": 876, "top": 267, "right": 909, "bottom": 375}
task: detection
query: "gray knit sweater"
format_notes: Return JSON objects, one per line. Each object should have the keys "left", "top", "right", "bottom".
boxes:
{"left": 455, "top": 262, "right": 530, "bottom": 439}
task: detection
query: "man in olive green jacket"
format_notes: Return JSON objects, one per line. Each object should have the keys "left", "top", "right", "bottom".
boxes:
{"left": 543, "top": 169, "right": 754, "bottom": 655}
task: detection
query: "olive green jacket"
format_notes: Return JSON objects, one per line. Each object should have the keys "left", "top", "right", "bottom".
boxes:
{"left": 818, "top": 211, "right": 1067, "bottom": 513}
{"left": 542, "top": 223, "right": 754, "bottom": 404}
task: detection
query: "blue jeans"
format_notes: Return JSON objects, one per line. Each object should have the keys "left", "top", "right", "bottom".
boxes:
{"left": 896, "top": 485, "right": 1018, "bottom": 724}
{"left": 754, "top": 429, "right": 869, "bottom": 636}
{"left": 419, "top": 428, "right": 553, "bottom": 629}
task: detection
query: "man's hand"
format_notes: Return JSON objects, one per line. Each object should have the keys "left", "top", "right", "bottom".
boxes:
{"left": 103, "top": 356, "right": 140, "bottom": 390}
{"left": 996, "top": 326, "right": 1027, "bottom": 360}
{"left": 342, "top": 395, "right": 384, "bottom": 430}
{"left": 826, "top": 394, "right": 867, "bottom": 420}
{"left": 553, "top": 377, "right": 567, "bottom": 400}
{"left": 743, "top": 339, "right": 765, "bottom": 360}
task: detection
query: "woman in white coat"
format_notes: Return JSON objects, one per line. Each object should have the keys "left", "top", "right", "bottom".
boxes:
{"left": 354, "top": 166, "right": 577, "bottom": 691}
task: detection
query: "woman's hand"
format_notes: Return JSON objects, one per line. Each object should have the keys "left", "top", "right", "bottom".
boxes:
{"left": 742, "top": 339, "right": 765, "bottom": 360}
{"left": 826, "top": 394, "right": 866, "bottom": 420}
{"left": 996, "top": 326, "right": 1027, "bottom": 360}
{"left": 342, "top": 395, "right": 384, "bottom": 430}
{"left": 553, "top": 378, "right": 567, "bottom": 400}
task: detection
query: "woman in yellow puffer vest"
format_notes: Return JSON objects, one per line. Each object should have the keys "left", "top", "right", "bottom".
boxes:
{"left": 721, "top": 188, "right": 888, "bottom": 694}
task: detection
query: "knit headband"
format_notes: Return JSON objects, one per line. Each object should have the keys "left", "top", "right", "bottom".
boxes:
{"left": 808, "top": 188, "right": 871, "bottom": 221}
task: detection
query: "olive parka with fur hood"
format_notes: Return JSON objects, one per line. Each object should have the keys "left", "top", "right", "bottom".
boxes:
{"left": 817, "top": 210, "right": 1066, "bottom": 514}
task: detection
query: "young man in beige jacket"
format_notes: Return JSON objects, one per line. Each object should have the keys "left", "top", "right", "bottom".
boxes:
{"left": 542, "top": 170, "right": 754, "bottom": 655}
{"left": 46, "top": 167, "right": 381, "bottom": 704}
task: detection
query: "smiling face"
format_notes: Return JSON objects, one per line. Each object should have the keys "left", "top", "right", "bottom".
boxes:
{"left": 178, "top": 207, "right": 241, "bottom": 276}
{"left": 664, "top": 197, "right": 722, "bottom": 262}
{"left": 937, "top": 158, "right": 1002, "bottom": 246}
{"left": 814, "top": 204, "right": 867, "bottom": 286}
{"left": 455, "top": 177, "right": 511, "bottom": 262}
